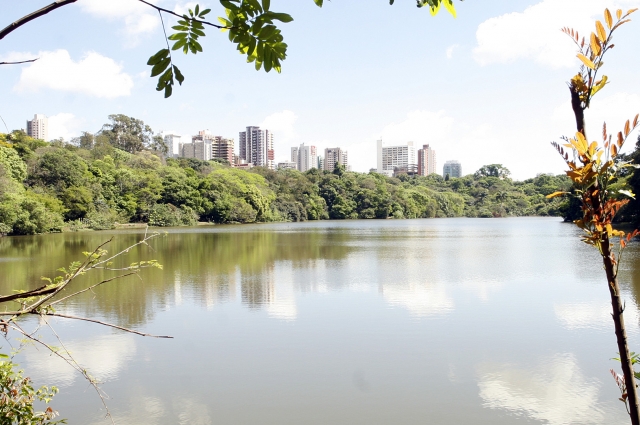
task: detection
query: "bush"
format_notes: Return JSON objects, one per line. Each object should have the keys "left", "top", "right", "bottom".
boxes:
{"left": 148, "top": 204, "right": 199, "bottom": 227}
{"left": 0, "top": 356, "right": 63, "bottom": 424}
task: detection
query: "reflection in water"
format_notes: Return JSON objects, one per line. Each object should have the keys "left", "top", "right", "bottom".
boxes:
{"left": 382, "top": 282, "right": 454, "bottom": 317}
{"left": 24, "top": 333, "right": 136, "bottom": 388}
{"left": 4, "top": 218, "right": 640, "bottom": 424}
{"left": 555, "top": 301, "right": 640, "bottom": 332}
{"left": 478, "top": 354, "right": 604, "bottom": 424}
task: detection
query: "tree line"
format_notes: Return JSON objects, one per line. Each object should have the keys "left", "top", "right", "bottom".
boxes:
{"left": 0, "top": 115, "right": 578, "bottom": 236}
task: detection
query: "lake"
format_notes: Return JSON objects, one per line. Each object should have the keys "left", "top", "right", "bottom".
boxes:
{"left": 2, "top": 217, "right": 640, "bottom": 425}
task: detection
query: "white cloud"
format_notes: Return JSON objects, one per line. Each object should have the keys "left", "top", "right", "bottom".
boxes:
{"left": 49, "top": 113, "right": 83, "bottom": 141}
{"left": 446, "top": 44, "right": 459, "bottom": 59}
{"left": 474, "top": 0, "right": 638, "bottom": 68}
{"left": 261, "top": 110, "right": 298, "bottom": 142}
{"left": 261, "top": 110, "right": 299, "bottom": 163}
{"left": 77, "top": 0, "right": 158, "bottom": 43}
{"left": 478, "top": 353, "right": 605, "bottom": 424}
{"left": 14, "top": 50, "right": 133, "bottom": 98}
{"left": 174, "top": 2, "right": 201, "bottom": 17}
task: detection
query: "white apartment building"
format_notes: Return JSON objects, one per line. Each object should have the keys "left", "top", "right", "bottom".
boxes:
{"left": 443, "top": 160, "right": 462, "bottom": 178}
{"left": 323, "top": 147, "right": 348, "bottom": 171}
{"left": 417, "top": 144, "right": 436, "bottom": 176}
{"left": 26, "top": 114, "right": 48, "bottom": 141}
{"left": 292, "top": 143, "right": 317, "bottom": 172}
{"left": 377, "top": 140, "right": 416, "bottom": 176}
{"left": 163, "top": 133, "right": 182, "bottom": 157}
{"left": 239, "top": 126, "right": 274, "bottom": 169}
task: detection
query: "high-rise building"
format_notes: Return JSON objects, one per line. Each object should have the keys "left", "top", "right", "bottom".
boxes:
{"left": 323, "top": 147, "right": 348, "bottom": 171}
{"left": 239, "top": 126, "right": 274, "bottom": 169}
{"left": 163, "top": 133, "right": 182, "bottom": 157}
{"left": 182, "top": 143, "right": 195, "bottom": 158}
{"left": 417, "top": 144, "right": 436, "bottom": 176}
{"left": 212, "top": 137, "right": 234, "bottom": 164}
{"left": 318, "top": 156, "right": 324, "bottom": 171}
{"left": 26, "top": 114, "right": 48, "bottom": 141}
{"left": 377, "top": 140, "right": 416, "bottom": 176}
{"left": 443, "top": 160, "right": 462, "bottom": 178}
{"left": 189, "top": 131, "right": 235, "bottom": 163}
{"left": 292, "top": 143, "right": 317, "bottom": 172}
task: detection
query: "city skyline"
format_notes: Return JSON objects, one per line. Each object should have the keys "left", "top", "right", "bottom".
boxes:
{"left": 4, "top": 1, "right": 639, "bottom": 179}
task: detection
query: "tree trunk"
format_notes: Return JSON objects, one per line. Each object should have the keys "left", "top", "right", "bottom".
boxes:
{"left": 571, "top": 86, "right": 640, "bottom": 424}
{"left": 602, "top": 235, "right": 640, "bottom": 425}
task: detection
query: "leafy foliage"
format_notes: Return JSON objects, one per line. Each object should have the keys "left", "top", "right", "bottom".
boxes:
{"left": 0, "top": 116, "right": 572, "bottom": 236}
{"left": 0, "top": 356, "right": 64, "bottom": 424}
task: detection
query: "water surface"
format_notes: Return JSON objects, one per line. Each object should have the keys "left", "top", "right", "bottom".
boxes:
{"left": 2, "top": 218, "right": 640, "bottom": 425}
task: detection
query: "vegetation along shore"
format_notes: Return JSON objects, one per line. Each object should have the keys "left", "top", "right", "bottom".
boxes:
{"left": 4, "top": 120, "right": 639, "bottom": 237}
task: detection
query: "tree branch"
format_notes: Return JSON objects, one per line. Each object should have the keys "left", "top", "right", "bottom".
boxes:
{"left": 0, "top": 0, "right": 78, "bottom": 41}
{"left": 42, "top": 313, "right": 173, "bottom": 338}
{"left": 0, "top": 284, "right": 57, "bottom": 304}
{"left": 0, "top": 58, "right": 39, "bottom": 65}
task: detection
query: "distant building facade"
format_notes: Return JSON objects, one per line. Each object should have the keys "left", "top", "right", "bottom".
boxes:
{"left": 26, "top": 114, "right": 48, "bottom": 141}
{"left": 323, "top": 147, "right": 348, "bottom": 171}
{"left": 277, "top": 161, "right": 297, "bottom": 170}
{"left": 163, "top": 133, "right": 182, "bottom": 158}
{"left": 377, "top": 140, "right": 416, "bottom": 177}
{"left": 239, "top": 126, "right": 274, "bottom": 169}
{"left": 292, "top": 143, "right": 317, "bottom": 172}
{"left": 443, "top": 160, "right": 462, "bottom": 178}
{"left": 417, "top": 144, "right": 436, "bottom": 176}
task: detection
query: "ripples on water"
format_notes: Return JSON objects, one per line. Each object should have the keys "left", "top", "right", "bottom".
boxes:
{"left": 1, "top": 218, "right": 639, "bottom": 424}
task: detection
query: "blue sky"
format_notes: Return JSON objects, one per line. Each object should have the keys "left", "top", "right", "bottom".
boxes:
{"left": 1, "top": 0, "right": 639, "bottom": 179}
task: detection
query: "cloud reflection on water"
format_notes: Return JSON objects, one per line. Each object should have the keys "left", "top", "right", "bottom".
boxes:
{"left": 382, "top": 282, "right": 454, "bottom": 317}
{"left": 24, "top": 333, "right": 136, "bottom": 387}
{"left": 478, "top": 353, "right": 604, "bottom": 425}
{"left": 555, "top": 301, "right": 640, "bottom": 332}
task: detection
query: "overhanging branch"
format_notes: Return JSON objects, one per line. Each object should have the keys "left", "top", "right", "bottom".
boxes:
{"left": 0, "top": 0, "right": 78, "bottom": 41}
{"left": 0, "top": 58, "right": 39, "bottom": 65}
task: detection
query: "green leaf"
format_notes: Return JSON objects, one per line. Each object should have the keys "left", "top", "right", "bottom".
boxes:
{"left": 314, "top": 0, "right": 323, "bottom": 6}
{"left": 164, "top": 84, "right": 173, "bottom": 98}
{"left": 200, "top": 8, "right": 211, "bottom": 17}
{"left": 173, "top": 65, "right": 185, "bottom": 85}
{"left": 150, "top": 58, "right": 171, "bottom": 77}
{"left": 168, "top": 32, "right": 188, "bottom": 40}
{"left": 262, "top": 0, "right": 271, "bottom": 11}
{"left": 172, "top": 38, "right": 187, "bottom": 51}
{"left": 146, "top": 49, "right": 169, "bottom": 65}
{"left": 195, "top": 4, "right": 200, "bottom": 15}
{"left": 619, "top": 190, "right": 636, "bottom": 199}
{"left": 258, "top": 25, "right": 277, "bottom": 39}
{"left": 270, "top": 12, "right": 293, "bottom": 23}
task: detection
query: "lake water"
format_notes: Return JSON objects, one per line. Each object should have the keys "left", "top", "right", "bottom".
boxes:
{"left": 2, "top": 217, "right": 640, "bottom": 425}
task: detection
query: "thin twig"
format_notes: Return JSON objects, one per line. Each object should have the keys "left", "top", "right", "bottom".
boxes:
{"left": 47, "top": 272, "right": 138, "bottom": 307}
{"left": 42, "top": 313, "right": 173, "bottom": 338}
{"left": 0, "top": 58, "right": 39, "bottom": 65}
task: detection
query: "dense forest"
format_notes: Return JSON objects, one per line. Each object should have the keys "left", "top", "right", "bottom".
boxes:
{"left": 0, "top": 115, "right": 601, "bottom": 236}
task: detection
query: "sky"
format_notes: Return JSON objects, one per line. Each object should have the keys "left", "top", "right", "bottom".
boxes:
{"left": 1, "top": 0, "right": 640, "bottom": 180}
